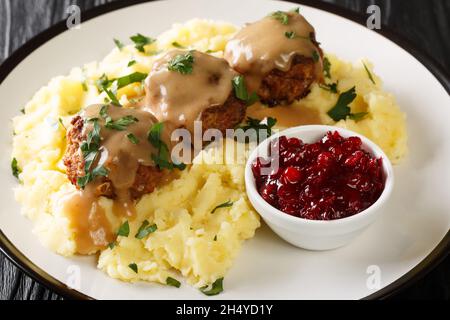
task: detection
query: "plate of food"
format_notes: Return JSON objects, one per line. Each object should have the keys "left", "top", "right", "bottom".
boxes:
{"left": 0, "top": 0, "right": 449, "bottom": 300}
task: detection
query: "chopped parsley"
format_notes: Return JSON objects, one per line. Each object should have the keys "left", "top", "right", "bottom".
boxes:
{"left": 105, "top": 115, "right": 139, "bottom": 131}
{"left": 11, "top": 158, "right": 21, "bottom": 179}
{"left": 100, "top": 105, "right": 109, "bottom": 118}
{"left": 103, "top": 86, "right": 121, "bottom": 107}
{"left": 148, "top": 122, "right": 186, "bottom": 171}
{"left": 323, "top": 57, "right": 331, "bottom": 78}
{"left": 166, "top": 277, "right": 181, "bottom": 288}
{"left": 327, "top": 86, "right": 358, "bottom": 122}
{"left": 269, "top": 11, "right": 289, "bottom": 25}
{"left": 135, "top": 220, "right": 157, "bottom": 239}
{"left": 238, "top": 116, "right": 277, "bottom": 137}
{"left": 349, "top": 112, "right": 369, "bottom": 121}
{"left": 117, "top": 221, "right": 130, "bottom": 237}
{"left": 319, "top": 81, "right": 338, "bottom": 93}
{"left": 81, "top": 81, "right": 88, "bottom": 91}
{"left": 58, "top": 118, "right": 66, "bottom": 130}
{"left": 130, "top": 33, "right": 155, "bottom": 53}
{"left": 167, "top": 51, "right": 195, "bottom": 75}
{"left": 127, "top": 133, "right": 140, "bottom": 144}
{"left": 291, "top": 7, "right": 300, "bottom": 14}
{"left": 108, "top": 242, "right": 116, "bottom": 250}
{"left": 363, "top": 62, "right": 376, "bottom": 84}
{"left": 77, "top": 119, "right": 109, "bottom": 188}
{"left": 127, "top": 60, "right": 137, "bottom": 67}
{"left": 96, "top": 74, "right": 110, "bottom": 91}
{"left": 200, "top": 278, "right": 224, "bottom": 296}
{"left": 284, "top": 31, "right": 310, "bottom": 40}
{"left": 114, "top": 72, "right": 147, "bottom": 90}
{"left": 171, "top": 42, "right": 185, "bottom": 49}
{"left": 211, "top": 200, "right": 233, "bottom": 213}
{"left": 113, "top": 38, "right": 124, "bottom": 50}
{"left": 312, "top": 51, "right": 320, "bottom": 62}
{"left": 232, "top": 75, "right": 259, "bottom": 106}
{"left": 128, "top": 263, "right": 138, "bottom": 273}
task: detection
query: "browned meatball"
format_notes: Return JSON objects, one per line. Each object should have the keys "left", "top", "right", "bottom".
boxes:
{"left": 200, "top": 94, "right": 246, "bottom": 134}
{"left": 63, "top": 116, "right": 167, "bottom": 199}
{"left": 258, "top": 55, "right": 319, "bottom": 106}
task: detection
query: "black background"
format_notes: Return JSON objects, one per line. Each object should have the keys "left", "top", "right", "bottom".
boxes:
{"left": 0, "top": 0, "right": 448, "bottom": 300}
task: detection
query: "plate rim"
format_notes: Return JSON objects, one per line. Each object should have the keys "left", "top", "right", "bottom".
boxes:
{"left": 0, "top": 0, "right": 448, "bottom": 300}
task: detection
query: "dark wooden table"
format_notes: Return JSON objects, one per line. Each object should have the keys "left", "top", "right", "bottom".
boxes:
{"left": 0, "top": 0, "right": 449, "bottom": 300}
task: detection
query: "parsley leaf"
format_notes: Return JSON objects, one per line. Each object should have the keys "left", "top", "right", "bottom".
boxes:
{"left": 168, "top": 51, "right": 195, "bottom": 75}
{"left": 172, "top": 42, "right": 185, "bottom": 49}
{"left": 166, "top": 277, "right": 181, "bottom": 288}
{"left": 211, "top": 200, "right": 233, "bottom": 213}
{"left": 130, "top": 33, "right": 155, "bottom": 53}
{"left": 135, "top": 220, "right": 157, "bottom": 239}
{"left": 319, "top": 82, "right": 338, "bottom": 93}
{"left": 11, "top": 158, "right": 21, "bottom": 179}
{"left": 312, "top": 51, "right": 320, "bottom": 62}
{"left": 232, "top": 75, "right": 259, "bottom": 106}
{"left": 238, "top": 117, "right": 277, "bottom": 137}
{"left": 113, "top": 38, "right": 124, "bottom": 50}
{"left": 285, "top": 31, "right": 295, "bottom": 39}
{"left": 323, "top": 57, "right": 331, "bottom": 78}
{"left": 108, "top": 242, "right": 116, "bottom": 250}
{"left": 362, "top": 62, "right": 376, "bottom": 84}
{"left": 103, "top": 86, "right": 121, "bottom": 107}
{"left": 128, "top": 263, "right": 138, "bottom": 273}
{"left": 200, "top": 278, "right": 224, "bottom": 296}
{"left": 127, "top": 60, "right": 137, "bottom": 67}
{"left": 117, "top": 221, "right": 130, "bottom": 237}
{"left": 105, "top": 115, "right": 139, "bottom": 131}
{"left": 127, "top": 133, "right": 140, "bottom": 144}
{"left": 148, "top": 122, "right": 186, "bottom": 171}
{"left": 114, "top": 72, "right": 147, "bottom": 90}
{"left": 291, "top": 7, "right": 300, "bottom": 14}
{"left": 349, "top": 112, "right": 369, "bottom": 121}
{"left": 327, "top": 86, "right": 357, "bottom": 121}
{"left": 270, "top": 11, "right": 289, "bottom": 25}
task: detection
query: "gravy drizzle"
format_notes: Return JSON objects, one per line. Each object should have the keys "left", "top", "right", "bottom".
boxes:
{"left": 224, "top": 12, "right": 323, "bottom": 92}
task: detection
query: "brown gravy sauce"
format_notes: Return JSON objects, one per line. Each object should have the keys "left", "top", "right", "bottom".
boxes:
{"left": 224, "top": 12, "right": 323, "bottom": 92}
{"left": 247, "top": 102, "right": 322, "bottom": 128}
{"left": 144, "top": 50, "right": 238, "bottom": 133}
{"left": 63, "top": 104, "right": 172, "bottom": 254}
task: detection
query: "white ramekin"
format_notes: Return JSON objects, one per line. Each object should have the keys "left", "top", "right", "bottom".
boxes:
{"left": 245, "top": 125, "right": 394, "bottom": 250}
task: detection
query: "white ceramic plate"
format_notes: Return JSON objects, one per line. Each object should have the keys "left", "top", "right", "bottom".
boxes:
{"left": 0, "top": 0, "right": 449, "bottom": 300}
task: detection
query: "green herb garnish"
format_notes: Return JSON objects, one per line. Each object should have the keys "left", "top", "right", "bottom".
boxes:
{"left": 105, "top": 115, "right": 139, "bottom": 131}
{"left": 58, "top": 118, "right": 66, "bottom": 130}
{"left": 127, "top": 133, "right": 140, "bottom": 144}
{"left": 200, "top": 278, "right": 224, "bottom": 296}
{"left": 76, "top": 166, "right": 108, "bottom": 189}
{"left": 214, "top": 235, "right": 217, "bottom": 241}
{"left": 291, "top": 7, "right": 300, "bottom": 14}
{"left": 81, "top": 81, "right": 88, "bottom": 91}
{"left": 117, "top": 221, "right": 130, "bottom": 237}
{"left": 108, "top": 242, "right": 116, "bottom": 250}
{"left": 172, "top": 42, "right": 185, "bottom": 49}
{"left": 166, "top": 277, "right": 181, "bottom": 288}
{"left": 270, "top": 11, "right": 289, "bottom": 25}
{"left": 11, "top": 158, "right": 21, "bottom": 179}
{"left": 114, "top": 72, "right": 147, "bottom": 90}
{"left": 211, "top": 200, "right": 233, "bottom": 213}
{"left": 312, "top": 51, "right": 320, "bottom": 62}
{"left": 323, "top": 57, "right": 331, "bottom": 78}
{"left": 103, "top": 86, "right": 121, "bottom": 107}
{"left": 319, "top": 82, "right": 338, "bottom": 93}
{"left": 349, "top": 112, "right": 369, "bottom": 121}
{"left": 168, "top": 51, "right": 195, "bottom": 75}
{"left": 362, "top": 62, "right": 376, "bottom": 85}
{"left": 135, "top": 220, "right": 157, "bottom": 239}
{"left": 148, "top": 123, "right": 186, "bottom": 171}
{"left": 113, "top": 38, "right": 124, "bottom": 50}
{"left": 127, "top": 60, "right": 137, "bottom": 67}
{"left": 238, "top": 117, "right": 277, "bottom": 137}
{"left": 232, "top": 75, "right": 259, "bottom": 106}
{"left": 130, "top": 33, "right": 155, "bottom": 53}
{"left": 327, "top": 86, "right": 357, "bottom": 122}
{"left": 128, "top": 263, "right": 138, "bottom": 273}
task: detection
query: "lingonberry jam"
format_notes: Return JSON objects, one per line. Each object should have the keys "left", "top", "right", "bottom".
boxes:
{"left": 252, "top": 131, "right": 385, "bottom": 220}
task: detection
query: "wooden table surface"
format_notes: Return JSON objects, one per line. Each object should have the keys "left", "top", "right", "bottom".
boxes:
{"left": 0, "top": 0, "right": 448, "bottom": 300}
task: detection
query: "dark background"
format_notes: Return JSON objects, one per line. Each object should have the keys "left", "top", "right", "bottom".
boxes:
{"left": 0, "top": 0, "right": 448, "bottom": 300}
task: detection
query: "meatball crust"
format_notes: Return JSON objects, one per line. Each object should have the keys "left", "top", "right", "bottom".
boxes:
{"left": 258, "top": 55, "right": 318, "bottom": 107}
{"left": 63, "top": 116, "right": 165, "bottom": 199}
{"left": 200, "top": 94, "right": 246, "bottom": 134}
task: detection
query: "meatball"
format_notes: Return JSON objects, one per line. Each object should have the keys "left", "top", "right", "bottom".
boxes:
{"left": 200, "top": 94, "right": 246, "bottom": 134}
{"left": 63, "top": 116, "right": 166, "bottom": 199}
{"left": 258, "top": 54, "right": 318, "bottom": 106}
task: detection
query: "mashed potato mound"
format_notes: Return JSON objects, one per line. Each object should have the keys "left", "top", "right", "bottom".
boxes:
{"left": 11, "top": 19, "right": 407, "bottom": 288}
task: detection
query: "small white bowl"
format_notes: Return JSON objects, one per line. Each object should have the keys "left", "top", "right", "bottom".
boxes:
{"left": 245, "top": 125, "right": 394, "bottom": 251}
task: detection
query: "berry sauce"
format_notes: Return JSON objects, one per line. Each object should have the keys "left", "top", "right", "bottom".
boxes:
{"left": 252, "top": 131, "right": 385, "bottom": 220}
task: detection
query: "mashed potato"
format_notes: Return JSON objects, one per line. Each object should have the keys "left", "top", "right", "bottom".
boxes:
{"left": 11, "top": 19, "right": 407, "bottom": 288}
